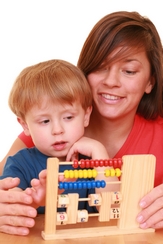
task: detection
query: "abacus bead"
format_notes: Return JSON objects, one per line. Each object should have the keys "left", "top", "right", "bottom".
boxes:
{"left": 113, "top": 159, "right": 118, "bottom": 168}
{"left": 109, "top": 159, "right": 113, "bottom": 167}
{"left": 110, "top": 169, "right": 115, "bottom": 176}
{"left": 104, "top": 160, "right": 109, "bottom": 167}
{"left": 83, "top": 169, "right": 88, "bottom": 178}
{"left": 88, "top": 169, "right": 92, "bottom": 178}
{"left": 101, "top": 180, "right": 106, "bottom": 188}
{"left": 80, "top": 159, "right": 85, "bottom": 168}
{"left": 68, "top": 182, "right": 73, "bottom": 189}
{"left": 90, "top": 160, "right": 94, "bottom": 168}
{"left": 105, "top": 169, "right": 110, "bottom": 177}
{"left": 91, "top": 181, "right": 96, "bottom": 189}
{"left": 73, "top": 182, "right": 78, "bottom": 189}
{"left": 99, "top": 160, "right": 104, "bottom": 167}
{"left": 87, "top": 181, "right": 92, "bottom": 189}
{"left": 83, "top": 181, "right": 87, "bottom": 189}
{"left": 94, "top": 160, "right": 99, "bottom": 167}
{"left": 77, "top": 181, "right": 82, "bottom": 189}
{"left": 118, "top": 158, "right": 122, "bottom": 167}
{"left": 74, "top": 170, "right": 79, "bottom": 178}
{"left": 73, "top": 159, "right": 78, "bottom": 168}
{"left": 63, "top": 182, "right": 68, "bottom": 190}
{"left": 59, "top": 182, "right": 63, "bottom": 189}
{"left": 96, "top": 180, "right": 101, "bottom": 188}
{"left": 79, "top": 169, "right": 83, "bottom": 178}
{"left": 64, "top": 170, "right": 69, "bottom": 179}
{"left": 69, "top": 170, "right": 74, "bottom": 178}
{"left": 115, "top": 168, "right": 121, "bottom": 177}
{"left": 85, "top": 160, "right": 90, "bottom": 168}
{"left": 92, "top": 169, "right": 97, "bottom": 178}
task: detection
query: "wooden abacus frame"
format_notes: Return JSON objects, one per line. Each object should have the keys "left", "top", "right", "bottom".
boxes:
{"left": 42, "top": 154, "right": 156, "bottom": 240}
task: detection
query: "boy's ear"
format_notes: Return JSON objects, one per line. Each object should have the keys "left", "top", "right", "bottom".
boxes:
{"left": 84, "top": 106, "right": 92, "bottom": 127}
{"left": 17, "top": 117, "right": 31, "bottom": 136}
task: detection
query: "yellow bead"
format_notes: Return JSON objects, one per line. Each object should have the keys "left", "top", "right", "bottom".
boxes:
{"left": 105, "top": 169, "right": 110, "bottom": 177}
{"left": 64, "top": 170, "right": 69, "bottom": 179}
{"left": 78, "top": 169, "right": 83, "bottom": 178}
{"left": 115, "top": 168, "right": 121, "bottom": 177}
{"left": 69, "top": 170, "right": 74, "bottom": 178}
{"left": 88, "top": 169, "right": 92, "bottom": 178}
{"left": 110, "top": 168, "right": 115, "bottom": 176}
{"left": 83, "top": 169, "right": 88, "bottom": 178}
{"left": 92, "top": 169, "right": 97, "bottom": 178}
{"left": 74, "top": 170, "right": 79, "bottom": 178}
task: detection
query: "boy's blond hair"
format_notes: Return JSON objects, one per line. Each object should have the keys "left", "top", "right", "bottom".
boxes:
{"left": 8, "top": 59, "right": 92, "bottom": 120}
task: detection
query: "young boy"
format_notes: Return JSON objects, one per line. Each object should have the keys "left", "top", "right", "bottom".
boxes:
{"left": 0, "top": 59, "right": 115, "bottom": 214}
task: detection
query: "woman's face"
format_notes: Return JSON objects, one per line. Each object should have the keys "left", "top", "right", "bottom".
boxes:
{"left": 87, "top": 50, "right": 153, "bottom": 120}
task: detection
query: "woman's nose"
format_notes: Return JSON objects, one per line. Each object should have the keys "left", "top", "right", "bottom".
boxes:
{"left": 102, "top": 68, "right": 121, "bottom": 87}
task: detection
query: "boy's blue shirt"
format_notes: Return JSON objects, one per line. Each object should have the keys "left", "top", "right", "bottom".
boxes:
{"left": 0, "top": 147, "right": 97, "bottom": 213}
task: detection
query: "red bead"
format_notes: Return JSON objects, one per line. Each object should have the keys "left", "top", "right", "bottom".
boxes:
{"left": 104, "top": 160, "right": 109, "bottom": 166}
{"left": 72, "top": 159, "right": 78, "bottom": 168}
{"left": 80, "top": 159, "right": 85, "bottom": 168}
{"left": 90, "top": 160, "right": 95, "bottom": 168}
{"left": 113, "top": 159, "right": 118, "bottom": 168}
{"left": 94, "top": 160, "right": 99, "bottom": 167}
{"left": 85, "top": 160, "right": 90, "bottom": 168}
{"left": 108, "top": 159, "right": 113, "bottom": 167}
{"left": 117, "top": 158, "right": 122, "bottom": 167}
{"left": 99, "top": 160, "right": 104, "bottom": 167}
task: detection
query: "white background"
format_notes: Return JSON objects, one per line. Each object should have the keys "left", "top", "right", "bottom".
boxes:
{"left": 0, "top": 0, "right": 163, "bottom": 161}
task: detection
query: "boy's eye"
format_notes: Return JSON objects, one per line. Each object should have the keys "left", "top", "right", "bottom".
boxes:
{"left": 42, "top": 119, "right": 50, "bottom": 124}
{"left": 64, "top": 116, "right": 73, "bottom": 120}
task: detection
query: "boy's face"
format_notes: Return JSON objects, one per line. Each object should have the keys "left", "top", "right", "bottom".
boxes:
{"left": 18, "top": 97, "right": 92, "bottom": 160}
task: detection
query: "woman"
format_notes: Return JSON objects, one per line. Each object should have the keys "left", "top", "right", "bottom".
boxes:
{"left": 0, "top": 11, "right": 163, "bottom": 235}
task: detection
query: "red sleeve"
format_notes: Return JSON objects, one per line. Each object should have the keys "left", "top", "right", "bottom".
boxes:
{"left": 18, "top": 132, "right": 35, "bottom": 148}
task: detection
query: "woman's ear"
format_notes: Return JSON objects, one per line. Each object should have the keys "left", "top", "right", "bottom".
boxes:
{"left": 84, "top": 106, "right": 92, "bottom": 127}
{"left": 17, "top": 117, "right": 31, "bottom": 136}
{"left": 145, "top": 76, "right": 155, "bottom": 94}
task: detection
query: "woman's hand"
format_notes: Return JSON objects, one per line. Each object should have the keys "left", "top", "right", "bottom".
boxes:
{"left": 137, "top": 184, "right": 163, "bottom": 229}
{"left": 0, "top": 177, "right": 37, "bottom": 235}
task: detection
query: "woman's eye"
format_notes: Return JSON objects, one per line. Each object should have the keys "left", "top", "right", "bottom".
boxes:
{"left": 125, "top": 70, "right": 136, "bottom": 75}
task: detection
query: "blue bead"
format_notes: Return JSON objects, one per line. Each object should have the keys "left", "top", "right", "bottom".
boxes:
{"left": 91, "top": 180, "right": 96, "bottom": 189}
{"left": 63, "top": 182, "right": 68, "bottom": 190}
{"left": 101, "top": 180, "right": 106, "bottom": 188}
{"left": 69, "top": 182, "right": 73, "bottom": 189}
{"left": 59, "top": 182, "right": 63, "bottom": 189}
{"left": 82, "top": 181, "right": 87, "bottom": 189}
{"left": 77, "top": 181, "right": 82, "bottom": 189}
{"left": 96, "top": 180, "right": 101, "bottom": 188}
{"left": 73, "top": 182, "right": 78, "bottom": 189}
{"left": 87, "top": 181, "right": 92, "bottom": 189}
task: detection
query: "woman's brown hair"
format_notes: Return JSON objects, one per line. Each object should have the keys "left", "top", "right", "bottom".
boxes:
{"left": 78, "top": 11, "right": 163, "bottom": 119}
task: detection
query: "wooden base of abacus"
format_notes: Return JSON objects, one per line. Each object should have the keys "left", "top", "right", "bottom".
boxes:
{"left": 42, "top": 154, "right": 156, "bottom": 240}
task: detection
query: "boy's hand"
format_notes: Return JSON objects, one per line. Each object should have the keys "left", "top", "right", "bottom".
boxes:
{"left": 25, "top": 170, "right": 47, "bottom": 207}
{"left": 66, "top": 136, "right": 109, "bottom": 161}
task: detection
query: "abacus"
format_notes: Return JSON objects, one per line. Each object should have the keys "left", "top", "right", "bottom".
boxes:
{"left": 42, "top": 154, "right": 156, "bottom": 240}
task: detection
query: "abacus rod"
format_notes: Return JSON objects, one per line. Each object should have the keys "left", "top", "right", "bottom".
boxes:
{"left": 88, "top": 213, "right": 99, "bottom": 217}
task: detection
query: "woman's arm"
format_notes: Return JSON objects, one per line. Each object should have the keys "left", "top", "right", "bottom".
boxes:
{"left": 0, "top": 137, "right": 27, "bottom": 175}
{"left": 0, "top": 177, "right": 37, "bottom": 235}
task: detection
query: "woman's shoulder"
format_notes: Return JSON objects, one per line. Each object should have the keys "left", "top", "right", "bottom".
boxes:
{"left": 18, "top": 131, "right": 34, "bottom": 148}
{"left": 135, "top": 114, "right": 163, "bottom": 128}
